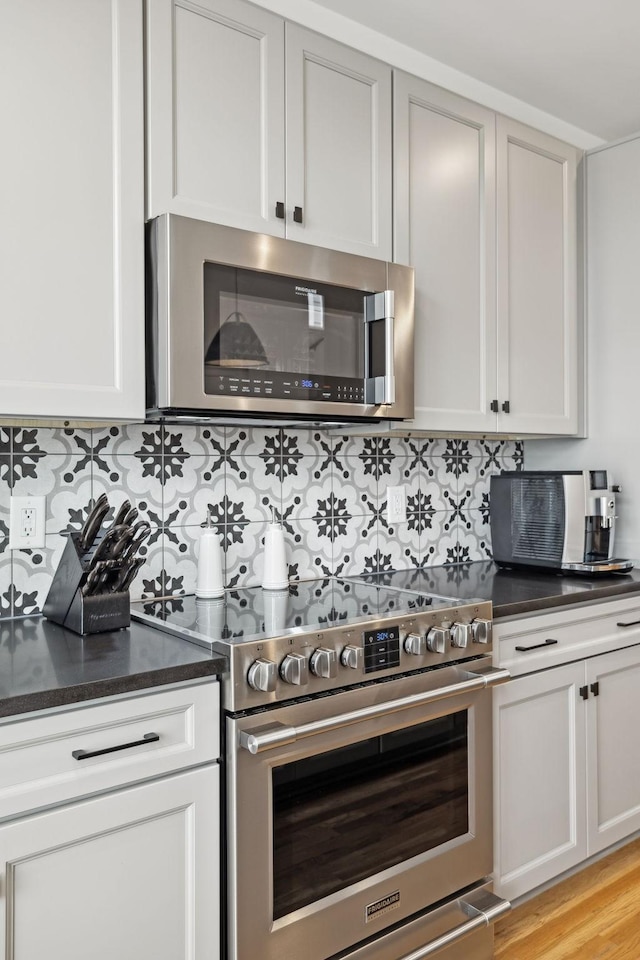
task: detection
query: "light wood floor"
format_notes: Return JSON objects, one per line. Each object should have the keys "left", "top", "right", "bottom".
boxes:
{"left": 494, "top": 838, "right": 640, "bottom": 959}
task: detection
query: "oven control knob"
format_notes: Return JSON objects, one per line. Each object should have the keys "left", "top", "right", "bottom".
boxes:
{"left": 404, "top": 632, "right": 426, "bottom": 655}
{"left": 451, "top": 622, "right": 472, "bottom": 648}
{"left": 472, "top": 618, "right": 492, "bottom": 644}
{"left": 341, "top": 644, "right": 363, "bottom": 670}
{"left": 310, "top": 647, "right": 338, "bottom": 679}
{"left": 280, "top": 652, "right": 309, "bottom": 686}
{"left": 426, "top": 626, "right": 449, "bottom": 654}
{"left": 247, "top": 658, "right": 278, "bottom": 692}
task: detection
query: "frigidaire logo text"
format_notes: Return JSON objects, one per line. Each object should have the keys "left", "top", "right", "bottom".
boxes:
{"left": 365, "top": 891, "right": 400, "bottom": 923}
{"left": 294, "top": 285, "right": 318, "bottom": 296}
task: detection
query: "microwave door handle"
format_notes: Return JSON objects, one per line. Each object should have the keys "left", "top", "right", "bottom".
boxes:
{"left": 364, "top": 291, "right": 395, "bottom": 406}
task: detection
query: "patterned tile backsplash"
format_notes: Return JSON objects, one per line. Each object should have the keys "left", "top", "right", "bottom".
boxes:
{"left": 0, "top": 425, "right": 523, "bottom": 619}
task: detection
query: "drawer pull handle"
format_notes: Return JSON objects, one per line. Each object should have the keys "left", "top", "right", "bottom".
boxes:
{"left": 515, "top": 639, "right": 558, "bottom": 652}
{"left": 72, "top": 732, "right": 160, "bottom": 761}
{"left": 617, "top": 620, "right": 640, "bottom": 628}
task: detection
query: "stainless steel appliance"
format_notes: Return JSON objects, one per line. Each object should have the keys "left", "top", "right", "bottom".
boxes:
{"left": 134, "top": 577, "right": 510, "bottom": 960}
{"left": 146, "top": 215, "right": 414, "bottom": 422}
{"left": 490, "top": 469, "right": 633, "bottom": 574}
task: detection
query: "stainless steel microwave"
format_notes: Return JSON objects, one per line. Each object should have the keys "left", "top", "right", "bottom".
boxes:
{"left": 145, "top": 215, "right": 414, "bottom": 422}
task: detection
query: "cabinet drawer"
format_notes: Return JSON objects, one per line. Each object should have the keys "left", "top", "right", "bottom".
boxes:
{"left": 0, "top": 680, "right": 219, "bottom": 821}
{"left": 495, "top": 596, "right": 640, "bottom": 676}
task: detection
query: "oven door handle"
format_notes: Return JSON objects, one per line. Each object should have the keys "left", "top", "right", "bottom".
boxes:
{"left": 405, "top": 894, "right": 503, "bottom": 960}
{"left": 238, "top": 666, "right": 511, "bottom": 754}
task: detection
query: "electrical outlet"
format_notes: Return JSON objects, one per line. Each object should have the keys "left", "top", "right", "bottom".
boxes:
{"left": 9, "top": 495, "right": 46, "bottom": 549}
{"left": 386, "top": 485, "right": 406, "bottom": 523}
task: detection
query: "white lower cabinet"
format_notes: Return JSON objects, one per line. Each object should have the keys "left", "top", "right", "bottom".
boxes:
{"left": 0, "top": 766, "right": 219, "bottom": 960}
{"left": 0, "top": 681, "right": 220, "bottom": 960}
{"left": 586, "top": 646, "right": 640, "bottom": 854}
{"left": 494, "top": 602, "right": 640, "bottom": 901}
{"left": 493, "top": 661, "right": 587, "bottom": 900}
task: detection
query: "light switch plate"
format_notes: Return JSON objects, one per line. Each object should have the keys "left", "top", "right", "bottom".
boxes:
{"left": 386, "top": 485, "right": 406, "bottom": 523}
{"left": 9, "top": 495, "right": 46, "bottom": 549}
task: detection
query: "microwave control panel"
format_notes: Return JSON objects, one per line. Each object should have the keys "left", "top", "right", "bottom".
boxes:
{"left": 205, "top": 369, "right": 365, "bottom": 404}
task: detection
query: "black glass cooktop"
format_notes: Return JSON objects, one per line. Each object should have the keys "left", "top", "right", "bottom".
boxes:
{"left": 348, "top": 568, "right": 467, "bottom": 596}
{"left": 132, "top": 577, "right": 461, "bottom": 649}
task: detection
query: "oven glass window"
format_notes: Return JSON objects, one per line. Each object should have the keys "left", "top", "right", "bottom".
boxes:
{"left": 272, "top": 712, "right": 468, "bottom": 919}
{"left": 203, "top": 263, "right": 366, "bottom": 404}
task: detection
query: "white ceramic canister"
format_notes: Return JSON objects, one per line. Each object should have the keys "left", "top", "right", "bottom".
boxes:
{"left": 196, "top": 512, "right": 224, "bottom": 599}
{"left": 261, "top": 511, "right": 288, "bottom": 590}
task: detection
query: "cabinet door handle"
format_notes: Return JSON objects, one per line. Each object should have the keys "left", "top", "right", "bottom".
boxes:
{"left": 72, "top": 732, "right": 160, "bottom": 761}
{"left": 275, "top": 201, "right": 285, "bottom": 219}
{"left": 293, "top": 205, "right": 303, "bottom": 223}
{"left": 590, "top": 682, "right": 600, "bottom": 697}
{"left": 617, "top": 620, "right": 640, "bottom": 628}
{"left": 514, "top": 638, "right": 558, "bottom": 652}
{"left": 490, "top": 399, "right": 499, "bottom": 413}
{"left": 579, "top": 685, "right": 589, "bottom": 700}
{"left": 502, "top": 400, "right": 510, "bottom": 413}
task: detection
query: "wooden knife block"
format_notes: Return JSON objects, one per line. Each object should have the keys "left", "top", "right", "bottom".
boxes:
{"left": 43, "top": 532, "right": 130, "bottom": 636}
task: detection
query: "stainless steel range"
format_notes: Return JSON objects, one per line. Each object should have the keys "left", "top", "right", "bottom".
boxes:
{"left": 134, "top": 576, "right": 511, "bottom": 960}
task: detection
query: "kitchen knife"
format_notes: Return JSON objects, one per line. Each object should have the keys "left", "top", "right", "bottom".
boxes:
{"left": 122, "top": 506, "right": 139, "bottom": 528}
{"left": 82, "top": 559, "right": 121, "bottom": 596}
{"left": 89, "top": 524, "right": 129, "bottom": 566}
{"left": 111, "top": 499, "right": 132, "bottom": 529}
{"left": 99, "top": 521, "right": 151, "bottom": 564}
{"left": 113, "top": 555, "right": 146, "bottom": 593}
{"left": 117, "top": 521, "right": 152, "bottom": 564}
{"left": 104, "top": 522, "right": 149, "bottom": 564}
{"left": 78, "top": 493, "right": 110, "bottom": 552}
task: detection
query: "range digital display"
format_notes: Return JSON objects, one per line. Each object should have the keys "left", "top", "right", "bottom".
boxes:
{"left": 363, "top": 624, "right": 400, "bottom": 674}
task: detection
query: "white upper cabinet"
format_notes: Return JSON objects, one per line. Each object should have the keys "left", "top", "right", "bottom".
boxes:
{"left": 496, "top": 117, "right": 579, "bottom": 435}
{"left": 146, "top": 0, "right": 392, "bottom": 259}
{"left": 394, "top": 77, "right": 580, "bottom": 436}
{"left": 0, "top": 0, "right": 145, "bottom": 422}
{"left": 394, "top": 73, "right": 497, "bottom": 433}
{"left": 284, "top": 25, "right": 392, "bottom": 258}
{"left": 145, "top": 0, "right": 285, "bottom": 235}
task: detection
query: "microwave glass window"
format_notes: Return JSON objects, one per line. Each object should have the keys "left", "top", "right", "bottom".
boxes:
{"left": 203, "top": 264, "right": 366, "bottom": 403}
{"left": 271, "top": 711, "right": 469, "bottom": 920}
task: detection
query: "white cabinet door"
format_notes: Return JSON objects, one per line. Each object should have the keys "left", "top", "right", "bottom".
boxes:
{"left": 393, "top": 74, "right": 496, "bottom": 433}
{"left": 285, "top": 25, "right": 392, "bottom": 259}
{"left": 496, "top": 117, "right": 579, "bottom": 435}
{"left": 146, "top": 0, "right": 285, "bottom": 235}
{"left": 0, "top": 766, "right": 219, "bottom": 960}
{"left": 493, "top": 663, "right": 587, "bottom": 900}
{"left": 146, "top": 2, "right": 392, "bottom": 258}
{"left": 0, "top": 0, "right": 144, "bottom": 421}
{"left": 586, "top": 646, "right": 640, "bottom": 855}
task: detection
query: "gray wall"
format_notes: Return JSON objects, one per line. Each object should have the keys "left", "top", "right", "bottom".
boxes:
{"left": 526, "top": 134, "right": 640, "bottom": 563}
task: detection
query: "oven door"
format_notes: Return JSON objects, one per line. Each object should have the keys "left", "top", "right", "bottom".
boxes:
{"left": 226, "top": 658, "right": 508, "bottom": 960}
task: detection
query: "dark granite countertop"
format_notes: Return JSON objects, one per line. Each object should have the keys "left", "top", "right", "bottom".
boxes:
{"left": 367, "top": 561, "right": 640, "bottom": 620}
{"left": 0, "top": 616, "right": 226, "bottom": 719}
{"left": 5, "top": 563, "right": 637, "bottom": 720}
